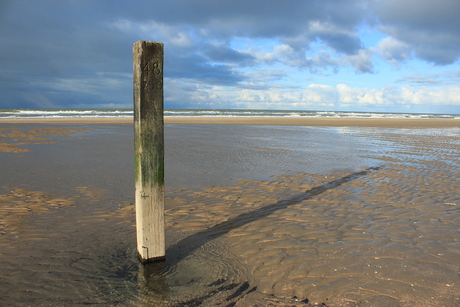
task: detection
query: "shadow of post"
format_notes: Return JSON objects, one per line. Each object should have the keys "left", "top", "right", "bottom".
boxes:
{"left": 166, "top": 166, "right": 382, "bottom": 265}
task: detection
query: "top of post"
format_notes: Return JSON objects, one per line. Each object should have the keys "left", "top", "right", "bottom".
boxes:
{"left": 133, "top": 41, "right": 164, "bottom": 52}
{"left": 134, "top": 40, "right": 163, "bottom": 45}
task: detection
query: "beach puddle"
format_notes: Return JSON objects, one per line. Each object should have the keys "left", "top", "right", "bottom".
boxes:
{"left": 0, "top": 185, "right": 254, "bottom": 306}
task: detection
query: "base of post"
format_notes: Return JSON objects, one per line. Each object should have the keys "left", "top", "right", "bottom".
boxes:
{"left": 138, "top": 252, "right": 166, "bottom": 264}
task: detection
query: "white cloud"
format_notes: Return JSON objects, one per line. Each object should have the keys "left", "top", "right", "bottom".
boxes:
{"left": 304, "top": 84, "right": 336, "bottom": 103}
{"left": 337, "top": 84, "right": 386, "bottom": 106}
{"left": 274, "top": 44, "right": 306, "bottom": 67}
{"left": 378, "top": 37, "right": 412, "bottom": 66}
{"left": 345, "top": 49, "right": 374, "bottom": 73}
{"left": 250, "top": 49, "right": 277, "bottom": 65}
{"left": 110, "top": 19, "right": 133, "bottom": 32}
{"left": 398, "top": 85, "right": 460, "bottom": 106}
{"left": 169, "top": 32, "right": 194, "bottom": 47}
{"left": 233, "top": 83, "right": 460, "bottom": 110}
{"left": 109, "top": 19, "right": 195, "bottom": 48}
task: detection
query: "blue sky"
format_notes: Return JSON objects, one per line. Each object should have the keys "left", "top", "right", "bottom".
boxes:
{"left": 1, "top": 0, "right": 459, "bottom": 113}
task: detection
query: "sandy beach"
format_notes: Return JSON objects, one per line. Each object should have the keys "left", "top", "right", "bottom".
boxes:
{"left": 1, "top": 116, "right": 459, "bottom": 128}
{"left": 1, "top": 117, "right": 459, "bottom": 306}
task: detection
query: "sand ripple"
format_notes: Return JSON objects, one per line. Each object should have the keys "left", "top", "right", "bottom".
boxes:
{"left": 155, "top": 128, "right": 460, "bottom": 306}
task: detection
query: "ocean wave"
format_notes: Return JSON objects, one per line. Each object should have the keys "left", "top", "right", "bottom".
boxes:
{"left": 1, "top": 109, "right": 458, "bottom": 119}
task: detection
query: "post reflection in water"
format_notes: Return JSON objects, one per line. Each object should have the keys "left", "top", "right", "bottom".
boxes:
{"left": 138, "top": 260, "right": 169, "bottom": 305}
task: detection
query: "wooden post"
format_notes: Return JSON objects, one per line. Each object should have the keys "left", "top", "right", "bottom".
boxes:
{"left": 133, "top": 41, "right": 165, "bottom": 262}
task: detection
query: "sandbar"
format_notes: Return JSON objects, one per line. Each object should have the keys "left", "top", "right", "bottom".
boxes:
{"left": 0, "top": 116, "right": 459, "bottom": 128}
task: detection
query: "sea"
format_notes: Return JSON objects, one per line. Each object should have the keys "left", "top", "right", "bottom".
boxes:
{"left": 0, "top": 109, "right": 459, "bottom": 119}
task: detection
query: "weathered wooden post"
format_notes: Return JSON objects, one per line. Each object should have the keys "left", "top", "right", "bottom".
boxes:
{"left": 133, "top": 41, "right": 165, "bottom": 262}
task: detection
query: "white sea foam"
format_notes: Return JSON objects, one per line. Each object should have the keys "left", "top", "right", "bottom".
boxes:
{"left": 0, "top": 108, "right": 458, "bottom": 119}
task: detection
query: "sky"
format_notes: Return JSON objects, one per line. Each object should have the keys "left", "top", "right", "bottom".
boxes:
{"left": 1, "top": 0, "right": 459, "bottom": 114}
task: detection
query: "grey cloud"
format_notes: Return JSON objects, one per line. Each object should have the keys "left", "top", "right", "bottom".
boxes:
{"left": 0, "top": 2, "right": 135, "bottom": 76}
{"left": 166, "top": 52, "right": 246, "bottom": 86}
{"left": 148, "top": 1, "right": 320, "bottom": 34}
{"left": 205, "top": 44, "right": 256, "bottom": 66}
{"left": 0, "top": 1, "right": 141, "bottom": 107}
{"left": 144, "top": 0, "right": 459, "bottom": 66}
{"left": 145, "top": 0, "right": 367, "bottom": 53}
{"left": 373, "top": 0, "right": 460, "bottom": 65}
{"left": 396, "top": 75, "right": 442, "bottom": 86}
{"left": 318, "top": 33, "right": 363, "bottom": 55}
{"left": 396, "top": 70, "right": 460, "bottom": 86}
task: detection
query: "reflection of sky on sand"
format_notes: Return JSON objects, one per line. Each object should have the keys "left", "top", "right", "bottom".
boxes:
{"left": 166, "top": 125, "right": 380, "bottom": 188}
{"left": 335, "top": 126, "right": 460, "bottom": 168}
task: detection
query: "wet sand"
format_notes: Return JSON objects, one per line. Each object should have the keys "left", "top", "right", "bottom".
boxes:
{"left": 1, "top": 118, "right": 459, "bottom": 306}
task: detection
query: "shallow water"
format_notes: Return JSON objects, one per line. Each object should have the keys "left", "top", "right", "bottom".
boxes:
{"left": 1, "top": 124, "right": 459, "bottom": 306}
